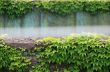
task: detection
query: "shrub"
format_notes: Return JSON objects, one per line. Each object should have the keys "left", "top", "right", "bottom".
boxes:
{"left": 32, "top": 34, "right": 110, "bottom": 72}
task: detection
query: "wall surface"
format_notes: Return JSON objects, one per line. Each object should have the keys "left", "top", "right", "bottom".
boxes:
{"left": 0, "top": 11, "right": 110, "bottom": 38}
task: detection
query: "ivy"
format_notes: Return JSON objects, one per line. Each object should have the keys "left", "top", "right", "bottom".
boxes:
{"left": 0, "top": 0, "right": 34, "bottom": 18}
{"left": 0, "top": 37, "right": 31, "bottom": 72}
{"left": 32, "top": 34, "right": 110, "bottom": 72}
{"left": 0, "top": 0, "right": 110, "bottom": 18}
{"left": 1, "top": 34, "right": 110, "bottom": 72}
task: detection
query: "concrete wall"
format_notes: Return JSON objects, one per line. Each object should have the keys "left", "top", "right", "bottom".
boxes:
{"left": 0, "top": 11, "right": 110, "bottom": 38}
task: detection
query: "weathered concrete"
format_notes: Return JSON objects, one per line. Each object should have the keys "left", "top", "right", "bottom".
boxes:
{"left": 5, "top": 38, "right": 37, "bottom": 48}
{"left": 1, "top": 12, "right": 110, "bottom": 38}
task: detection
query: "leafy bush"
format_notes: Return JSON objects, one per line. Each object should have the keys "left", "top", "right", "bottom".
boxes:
{"left": 32, "top": 34, "right": 110, "bottom": 72}
{"left": 0, "top": 38, "right": 31, "bottom": 72}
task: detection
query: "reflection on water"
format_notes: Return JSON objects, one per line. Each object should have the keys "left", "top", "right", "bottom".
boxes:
{"left": 0, "top": 12, "right": 110, "bottom": 38}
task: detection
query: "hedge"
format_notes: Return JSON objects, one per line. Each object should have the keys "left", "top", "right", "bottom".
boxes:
{"left": 0, "top": 0, "right": 110, "bottom": 18}
{"left": 1, "top": 34, "right": 110, "bottom": 72}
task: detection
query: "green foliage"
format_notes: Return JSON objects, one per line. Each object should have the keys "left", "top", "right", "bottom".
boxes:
{"left": 32, "top": 34, "right": 110, "bottom": 72}
{"left": 0, "top": 0, "right": 110, "bottom": 18}
{"left": 2, "top": 34, "right": 110, "bottom": 72}
{"left": 0, "top": 38, "right": 31, "bottom": 72}
{"left": 0, "top": 0, "right": 34, "bottom": 18}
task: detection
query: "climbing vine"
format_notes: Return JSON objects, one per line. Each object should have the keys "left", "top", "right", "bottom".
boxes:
{"left": 31, "top": 34, "right": 110, "bottom": 72}
{"left": 0, "top": 38, "right": 31, "bottom": 72}
{"left": 1, "top": 34, "right": 110, "bottom": 72}
{"left": 0, "top": 0, "right": 110, "bottom": 18}
{"left": 0, "top": 0, "right": 34, "bottom": 18}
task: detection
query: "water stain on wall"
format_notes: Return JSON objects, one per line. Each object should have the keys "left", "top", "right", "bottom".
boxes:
{"left": 0, "top": 11, "right": 110, "bottom": 38}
